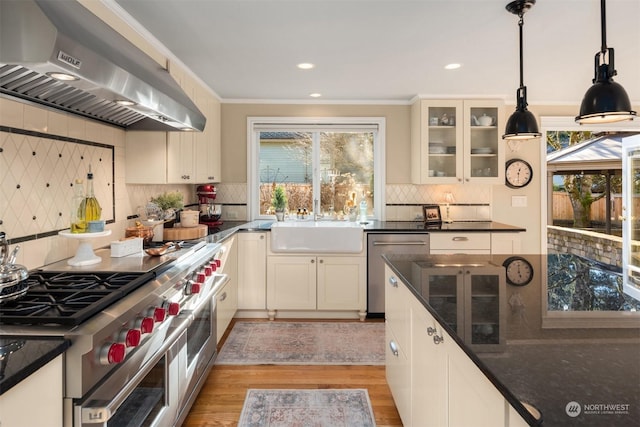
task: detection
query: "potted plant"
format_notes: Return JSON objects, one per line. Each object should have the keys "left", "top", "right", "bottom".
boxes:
{"left": 271, "top": 185, "right": 287, "bottom": 221}
{"left": 150, "top": 191, "right": 184, "bottom": 227}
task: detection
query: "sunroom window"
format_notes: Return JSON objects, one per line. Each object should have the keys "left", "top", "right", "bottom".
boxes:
{"left": 248, "top": 118, "right": 385, "bottom": 221}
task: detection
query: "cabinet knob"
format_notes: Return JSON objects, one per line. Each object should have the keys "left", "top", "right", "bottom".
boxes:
{"left": 318, "top": 259, "right": 323, "bottom": 264}
{"left": 311, "top": 259, "right": 315, "bottom": 264}
{"left": 388, "top": 276, "right": 398, "bottom": 287}
{"left": 260, "top": 235, "right": 264, "bottom": 240}
{"left": 389, "top": 340, "right": 399, "bottom": 357}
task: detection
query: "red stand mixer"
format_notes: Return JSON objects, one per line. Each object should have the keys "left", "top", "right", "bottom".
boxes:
{"left": 196, "top": 184, "right": 223, "bottom": 228}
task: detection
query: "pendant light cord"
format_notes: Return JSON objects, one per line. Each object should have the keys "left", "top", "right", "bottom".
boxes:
{"left": 518, "top": 14, "right": 524, "bottom": 88}
{"left": 600, "top": 0, "right": 607, "bottom": 53}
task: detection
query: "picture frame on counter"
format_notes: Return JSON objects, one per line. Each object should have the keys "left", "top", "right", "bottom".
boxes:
{"left": 422, "top": 204, "right": 442, "bottom": 224}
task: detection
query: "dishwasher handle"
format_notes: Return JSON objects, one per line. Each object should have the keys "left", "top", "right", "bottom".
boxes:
{"left": 372, "top": 241, "right": 427, "bottom": 246}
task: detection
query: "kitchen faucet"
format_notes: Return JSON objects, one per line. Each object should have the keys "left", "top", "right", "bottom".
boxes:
{"left": 313, "top": 199, "right": 323, "bottom": 221}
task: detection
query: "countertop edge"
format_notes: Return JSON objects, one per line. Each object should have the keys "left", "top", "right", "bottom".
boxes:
{"left": 382, "top": 256, "right": 541, "bottom": 426}
{"left": 0, "top": 337, "right": 71, "bottom": 396}
{"left": 217, "top": 220, "right": 526, "bottom": 233}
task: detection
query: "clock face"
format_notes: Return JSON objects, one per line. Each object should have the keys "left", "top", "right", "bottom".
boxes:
{"left": 505, "top": 159, "right": 533, "bottom": 188}
{"left": 503, "top": 257, "right": 534, "bottom": 286}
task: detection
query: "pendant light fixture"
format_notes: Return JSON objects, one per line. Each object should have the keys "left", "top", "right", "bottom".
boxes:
{"left": 503, "top": 0, "right": 540, "bottom": 141}
{"left": 576, "top": 0, "right": 636, "bottom": 124}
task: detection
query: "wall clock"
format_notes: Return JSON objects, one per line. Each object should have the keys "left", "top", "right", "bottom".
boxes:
{"left": 502, "top": 256, "right": 534, "bottom": 286}
{"left": 505, "top": 158, "right": 533, "bottom": 189}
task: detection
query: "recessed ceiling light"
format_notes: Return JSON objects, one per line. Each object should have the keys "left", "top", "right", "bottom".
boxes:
{"left": 444, "top": 63, "right": 461, "bottom": 70}
{"left": 47, "top": 72, "right": 78, "bottom": 81}
{"left": 297, "top": 63, "right": 315, "bottom": 70}
{"left": 309, "top": 93, "right": 322, "bottom": 98}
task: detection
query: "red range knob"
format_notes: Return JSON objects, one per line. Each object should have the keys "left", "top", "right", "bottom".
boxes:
{"left": 204, "top": 266, "right": 213, "bottom": 276}
{"left": 151, "top": 307, "right": 166, "bottom": 322}
{"left": 209, "top": 261, "right": 217, "bottom": 272}
{"left": 215, "top": 259, "right": 221, "bottom": 268}
{"left": 185, "top": 282, "right": 201, "bottom": 295}
{"left": 100, "top": 343, "right": 126, "bottom": 365}
{"left": 196, "top": 272, "right": 206, "bottom": 283}
{"left": 119, "top": 329, "right": 141, "bottom": 347}
{"left": 135, "top": 317, "right": 154, "bottom": 334}
{"left": 166, "top": 302, "right": 180, "bottom": 316}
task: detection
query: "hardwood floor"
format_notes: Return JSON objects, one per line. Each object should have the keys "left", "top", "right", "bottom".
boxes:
{"left": 182, "top": 320, "right": 403, "bottom": 427}
{"left": 182, "top": 365, "right": 402, "bottom": 427}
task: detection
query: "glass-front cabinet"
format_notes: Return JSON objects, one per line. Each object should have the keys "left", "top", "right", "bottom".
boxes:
{"left": 411, "top": 99, "right": 504, "bottom": 184}
{"left": 411, "top": 262, "right": 506, "bottom": 351}
{"left": 623, "top": 135, "right": 640, "bottom": 300}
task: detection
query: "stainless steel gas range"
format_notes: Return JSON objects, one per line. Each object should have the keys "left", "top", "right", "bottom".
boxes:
{"left": 0, "top": 240, "right": 227, "bottom": 427}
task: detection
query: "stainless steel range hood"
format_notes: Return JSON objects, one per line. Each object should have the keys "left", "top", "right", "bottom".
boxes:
{"left": 0, "top": 0, "right": 206, "bottom": 132}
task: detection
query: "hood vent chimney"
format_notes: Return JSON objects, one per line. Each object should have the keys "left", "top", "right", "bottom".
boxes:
{"left": 0, "top": 0, "right": 206, "bottom": 132}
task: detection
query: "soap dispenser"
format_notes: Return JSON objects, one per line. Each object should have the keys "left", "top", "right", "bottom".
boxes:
{"left": 359, "top": 191, "right": 368, "bottom": 223}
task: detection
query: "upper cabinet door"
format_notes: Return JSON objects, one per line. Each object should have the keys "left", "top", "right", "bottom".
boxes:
{"left": 125, "top": 64, "right": 221, "bottom": 184}
{"left": 412, "top": 99, "right": 464, "bottom": 184}
{"left": 195, "top": 95, "right": 221, "bottom": 183}
{"left": 411, "top": 99, "right": 504, "bottom": 185}
{"left": 463, "top": 100, "right": 505, "bottom": 184}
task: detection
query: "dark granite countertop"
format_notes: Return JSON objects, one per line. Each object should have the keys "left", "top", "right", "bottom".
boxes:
{"left": 0, "top": 336, "right": 70, "bottom": 395}
{"left": 383, "top": 253, "right": 640, "bottom": 427}
{"left": 364, "top": 220, "right": 525, "bottom": 232}
{"left": 214, "top": 220, "right": 525, "bottom": 234}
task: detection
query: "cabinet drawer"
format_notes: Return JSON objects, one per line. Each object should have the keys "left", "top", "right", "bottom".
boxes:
{"left": 430, "top": 233, "right": 490, "bottom": 252}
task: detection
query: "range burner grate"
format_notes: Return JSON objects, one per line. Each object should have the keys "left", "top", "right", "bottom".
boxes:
{"left": 0, "top": 271, "right": 155, "bottom": 326}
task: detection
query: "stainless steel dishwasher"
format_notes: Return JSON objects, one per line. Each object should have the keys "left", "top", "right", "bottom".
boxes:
{"left": 367, "top": 232, "right": 430, "bottom": 316}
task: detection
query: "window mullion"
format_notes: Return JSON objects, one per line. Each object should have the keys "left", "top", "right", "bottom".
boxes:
{"left": 312, "top": 132, "right": 321, "bottom": 216}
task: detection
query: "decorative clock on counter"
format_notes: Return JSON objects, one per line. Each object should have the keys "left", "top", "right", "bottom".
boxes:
{"left": 502, "top": 256, "right": 534, "bottom": 286}
{"left": 505, "top": 158, "right": 533, "bottom": 189}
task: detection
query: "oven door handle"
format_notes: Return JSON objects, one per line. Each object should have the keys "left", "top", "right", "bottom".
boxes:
{"left": 80, "top": 320, "right": 189, "bottom": 424}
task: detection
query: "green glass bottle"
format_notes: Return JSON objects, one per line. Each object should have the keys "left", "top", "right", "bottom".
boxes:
{"left": 70, "top": 179, "right": 86, "bottom": 233}
{"left": 83, "top": 166, "right": 102, "bottom": 222}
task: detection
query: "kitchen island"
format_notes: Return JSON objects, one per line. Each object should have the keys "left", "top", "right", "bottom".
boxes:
{"left": 383, "top": 253, "right": 640, "bottom": 426}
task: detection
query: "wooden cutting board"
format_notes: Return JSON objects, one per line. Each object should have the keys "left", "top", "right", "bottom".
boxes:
{"left": 163, "top": 224, "right": 208, "bottom": 241}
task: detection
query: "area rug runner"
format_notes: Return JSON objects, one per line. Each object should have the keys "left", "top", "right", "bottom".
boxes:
{"left": 216, "top": 321, "right": 384, "bottom": 365}
{"left": 238, "top": 388, "right": 376, "bottom": 427}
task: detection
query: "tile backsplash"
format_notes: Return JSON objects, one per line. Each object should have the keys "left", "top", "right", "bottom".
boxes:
{"left": 214, "top": 182, "right": 492, "bottom": 222}
{"left": 0, "top": 127, "right": 115, "bottom": 239}
{"left": 0, "top": 97, "right": 194, "bottom": 270}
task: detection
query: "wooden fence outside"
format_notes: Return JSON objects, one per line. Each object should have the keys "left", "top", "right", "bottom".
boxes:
{"left": 552, "top": 192, "right": 632, "bottom": 222}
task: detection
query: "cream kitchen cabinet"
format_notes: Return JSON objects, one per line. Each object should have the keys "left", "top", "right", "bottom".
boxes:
{"left": 411, "top": 99, "right": 504, "bottom": 185}
{"left": 430, "top": 232, "right": 491, "bottom": 254}
{"left": 385, "top": 265, "right": 527, "bottom": 427}
{"left": 166, "top": 90, "right": 220, "bottom": 183}
{"left": 0, "top": 354, "right": 63, "bottom": 427}
{"left": 411, "top": 263, "right": 506, "bottom": 352}
{"left": 125, "top": 67, "right": 220, "bottom": 184}
{"left": 266, "top": 254, "right": 366, "bottom": 319}
{"left": 411, "top": 297, "right": 507, "bottom": 427}
{"left": 430, "top": 232, "right": 521, "bottom": 255}
{"left": 491, "top": 232, "right": 522, "bottom": 254}
{"left": 237, "top": 232, "right": 267, "bottom": 310}
{"left": 384, "top": 270, "right": 413, "bottom": 427}
{"left": 215, "top": 236, "right": 238, "bottom": 342}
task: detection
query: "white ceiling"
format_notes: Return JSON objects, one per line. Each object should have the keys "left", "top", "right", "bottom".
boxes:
{"left": 111, "top": 0, "right": 639, "bottom": 105}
